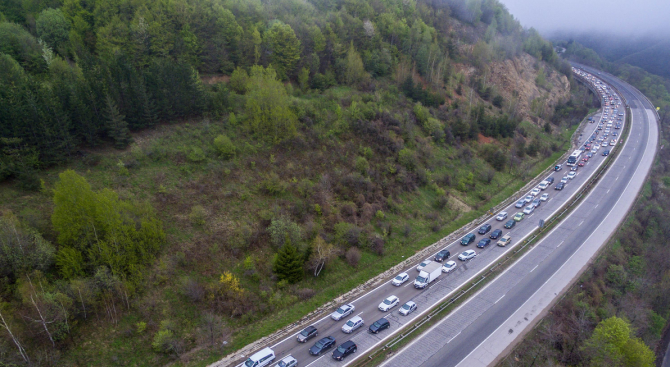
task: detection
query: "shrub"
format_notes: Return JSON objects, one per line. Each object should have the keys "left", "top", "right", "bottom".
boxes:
{"left": 370, "top": 235, "right": 384, "bottom": 255}
{"left": 354, "top": 156, "right": 369, "bottom": 174}
{"left": 189, "top": 205, "right": 207, "bottom": 226}
{"left": 214, "top": 134, "right": 236, "bottom": 159}
{"left": 187, "top": 146, "right": 206, "bottom": 162}
{"left": 345, "top": 247, "right": 361, "bottom": 267}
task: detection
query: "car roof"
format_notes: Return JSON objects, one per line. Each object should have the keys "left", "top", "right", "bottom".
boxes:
{"left": 387, "top": 295, "right": 398, "bottom": 300}
{"left": 405, "top": 300, "right": 416, "bottom": 306}
{"left": 321, "top": 336, "right": 335, "bottom": 342}
{"left": 304, "top": 325, "right": 316, "bottom": 332}
{"left": 281, "top": 355, "right": 297, "bottom": 362}
{"left": 376, "top": 317, "right": 389, "bottom": 324}
{"left": 341, "top": 340, "right": 356, "bottom": 348}
{"left": 349, "top": 316, "right": 362, "bottom": 323}
{"left": 445, "top": 260, "right": 456, "bottom": 265}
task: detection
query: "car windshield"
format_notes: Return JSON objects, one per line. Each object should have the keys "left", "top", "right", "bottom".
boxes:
{"left": 346, "top": 320, "right": 354, "bottom": 327}
{"left": 245, "top": 359, "right": 255, "bottom": 367}
{"left": 300, "top": 329, "right": 310, "bottom": 336}
{"left": 384, "top": 299, "right": 393, "bottom": 305}
{"left": 395, "top": 275, "right": 403, "bottom": 280}
{"left": 372, "top": 321, "right": 380, "bottom": 328}
{"left": 315, "top": 340, "right": 324, "bottom": 348}
{"left": 279, "top": 362, "right": 289, "bottom": 367}
{"left": 420, "top": 261, "right": 428, "bottom": 266}
{"left": 416, "top": 276, "right": 426, "bottom": 283}
{"left": 336, "top": 307, "right": 347, "bottom": 314}
{"left": 337, "top": 345, "right": 346, "bottom": 353}
{"left": 402, "top": 304, "right": 410, "bottom": 310}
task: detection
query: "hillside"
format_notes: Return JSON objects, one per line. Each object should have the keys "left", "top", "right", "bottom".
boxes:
{"left": 0, "top": 1, "right": 585, "bottom": 366}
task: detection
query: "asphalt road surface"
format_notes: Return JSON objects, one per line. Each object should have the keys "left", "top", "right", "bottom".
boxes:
{"left": 231, "top": 67, "right": 634, "bottom": 367}
{"left": 379, "top": 66, "right": 658, "bottom": 367}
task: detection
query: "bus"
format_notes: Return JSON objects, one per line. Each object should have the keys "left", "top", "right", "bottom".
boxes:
{"left": 567, "top": 150, "right": 583, "bottom": 166}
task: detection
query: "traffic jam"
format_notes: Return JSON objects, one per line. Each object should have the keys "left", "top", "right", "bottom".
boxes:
{"left": 241, "top": 68, "right": 624, "bottom": 367}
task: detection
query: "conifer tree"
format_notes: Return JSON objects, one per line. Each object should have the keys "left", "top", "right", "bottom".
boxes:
{"left": 104, "top": 95, "right": 131, "bottom": 149}
{"left": 273, "top": 239, "right": 304, "bottom": 284}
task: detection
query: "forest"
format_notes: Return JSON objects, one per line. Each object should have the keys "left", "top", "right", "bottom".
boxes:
{"left": 0, "top": 0, "right": 580, "bottom": 365}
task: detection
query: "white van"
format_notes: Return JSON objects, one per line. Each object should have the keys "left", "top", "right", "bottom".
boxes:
{"left": 244, "top": 347, "right": 275, "bottom": 367}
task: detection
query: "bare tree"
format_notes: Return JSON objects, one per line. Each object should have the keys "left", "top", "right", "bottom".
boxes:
{"left": 201, "top": 312, "right": 224, "bottom": 346}
{"left": 307, "top": 237, "right": 337, "bottom": 276}
{"left": 0, "top": 304, "right": 30, "bottom": 364}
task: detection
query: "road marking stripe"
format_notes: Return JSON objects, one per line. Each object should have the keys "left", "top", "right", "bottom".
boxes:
{"left": 447, "top": 332, "right": 461, "bottom": 344}
{"left": 579, "top": 220, "right": 584, "bottom": 226}
{"left": 530, "top": 265, "right": 538, "bottom": 273}
{"left": 304, "top": 355, "right": 326, "bottom": 367}
{"left": 558, "top": 240, "right": 564, "bottom": 247}
{"left": 494, "top": 295, "right": 505, "bottom": 304}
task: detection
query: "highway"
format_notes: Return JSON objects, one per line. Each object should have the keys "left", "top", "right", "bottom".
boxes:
{"left": 378, "top": 66, "right": 658, "bottom": 367}
{"left": 224, "top": 67, "right": 637, "bottom": 367}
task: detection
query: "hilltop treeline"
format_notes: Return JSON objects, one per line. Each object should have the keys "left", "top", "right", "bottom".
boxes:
{"left": 0, "top": 0, "right": 566, "bottom": 187}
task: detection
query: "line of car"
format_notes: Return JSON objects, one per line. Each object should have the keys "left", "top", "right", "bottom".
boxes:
{"left": 244, "top": 68, "right": 622, "bottom": 367}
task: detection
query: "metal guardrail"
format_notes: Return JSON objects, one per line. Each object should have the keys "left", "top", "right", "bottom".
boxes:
{"left": 357, "top": 71, "right": 631, "bottom": 367}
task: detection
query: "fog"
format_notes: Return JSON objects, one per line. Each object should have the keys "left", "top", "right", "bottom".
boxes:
{"left": 498, "top": 0, "right": 670, "bottom": 37}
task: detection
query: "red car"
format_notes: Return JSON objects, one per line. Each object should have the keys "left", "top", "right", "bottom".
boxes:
{"left": 578, "top": 161, "right": 585, "bottom": 167}
{"left": 582, "top": 157, "right": 589, "bottom": 162}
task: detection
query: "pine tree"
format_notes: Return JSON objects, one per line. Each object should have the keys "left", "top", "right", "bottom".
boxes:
{"left": 104, "top": 95, "right": 131, "bottom": 149}
{"left": 273, "top": 239, "right": 304, "bottom": 284}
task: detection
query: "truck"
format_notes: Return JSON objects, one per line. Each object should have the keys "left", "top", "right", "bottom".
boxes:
{"left": 414, "top": 262, "right": 441, "bottom": 289}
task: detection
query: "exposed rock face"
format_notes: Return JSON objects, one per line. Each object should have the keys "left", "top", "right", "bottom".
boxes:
{"left": 487, "top": 53, "right": 571, "bottom": 125}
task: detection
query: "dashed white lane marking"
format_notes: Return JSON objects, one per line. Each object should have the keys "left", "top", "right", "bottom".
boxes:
{"left": 448, "top": 332, "right": 461, "bottom": 344}
{"left": 494, "top": 294, "right": 505, "bottom": 304}
{"left": 530, "top": 265, "right": 538, "bottom": 273}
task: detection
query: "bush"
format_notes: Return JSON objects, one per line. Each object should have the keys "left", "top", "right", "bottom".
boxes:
{"left": 370, "top": 235, "right": 384, "bottom": 255}
{"left": 187, "top": 146, "right": 206, "bottom": 162}
{"left": 345, "top": 247, "right": 361, "bottom": 267}
{"left": 189, "top": 205, "right": 207, "bottom": 226}
{"left": 214, "top": 134, "right": 236, "bottom": 159}
{"left": 354, "top": 156, "right": 369, "bottom": 174}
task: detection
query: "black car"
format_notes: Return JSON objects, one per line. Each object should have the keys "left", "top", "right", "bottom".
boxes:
{"left": 368, "top": 318, "right": 390, "bottom": 334}
{"left": 477, "top": 224, "right": 491, "bottom": 235}
{"left": 434, "top": 249, "right": 451, "bottom": 262}
{"left": 555, "top": 182, "right": 565, "bottom": 190}
{"left": 297, "top": 325, "right": 318, "bottom": 343}
{"left": 461, "top": 233, "right": 476, "bottom": 246}
{"left": 332, "top": 340, "right": 357, "bottom": 361}
{"left": 310, "top": 336, "right": 336, "bottom": 356}
{"left": 504, "top": 219, "right": 516, "bottom": 229}
{"left": 476, "top": 238, "right": 491, "bottom": 248}
{"left": 489, "top": 229, "right": 503, "bottom": 240}
{"left": 545, "top": 177, "right": 555, "bottom": 184}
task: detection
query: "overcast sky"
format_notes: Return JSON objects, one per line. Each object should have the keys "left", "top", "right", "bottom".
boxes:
{"left": 498, "top": 0, "right": 670, "bottom": 37}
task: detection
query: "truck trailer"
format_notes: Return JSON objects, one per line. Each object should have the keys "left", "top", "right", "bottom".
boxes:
{"left": 414, "top": 262, "right": 441, "bottom": 289}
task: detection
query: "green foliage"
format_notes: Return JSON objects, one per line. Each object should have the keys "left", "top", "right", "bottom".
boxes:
{"left": 398, "top": 148, "right": 417, "bottom": 171}
{"left": 36, "top": 8, "right": 70, "bottom": 50}
{"left": 229, "top": 67, "right": 249, "bottom": 94}
{"left": 105, "top": 94, "right": 131, "bottom": 149}
{"left": 583, "top": 317, "right": 654, "bottom": 367}
{"left": 214, "top": 134, "right": 236, "bottom": 159}
{"left": 186, "top": 146, "right": 206, "bottom": 163}
{"left": 189, "top": 205, "right": 207, "bottom": 226}
{"left": 266, "top": 22, "right": 301, "bottom": 80}
{"left": 268, "top": 217, "right": 302, "bottom": 249}
{"left": 244, "top": 65, "right": 297, "bottom": 143}
{"left": 273, "top": 240, "right": 304, "bottom": 284}
{"left": 354, "top": 156, "right": 369, "bottom": 174}
{"left": 342, "top": 42, "right": 368, "bottom": 86}
{"left": 298, "top": 67, "right": 309, "bottom": 92}
{"left": 52, "top": 170, "right": 165, "bottom": 276}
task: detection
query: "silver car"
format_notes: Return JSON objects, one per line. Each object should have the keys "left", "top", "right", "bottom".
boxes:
{"left": 331, "top": 304, "right": 355, "bottom": 321}
{"left": 341, "top": 316, "right": 364, "bottom": 334}
{"left": 275, "top": 355, "right": 297, "bottom": 367}
{"left": 399, "top": 301, "right": 417, "bottom": 316}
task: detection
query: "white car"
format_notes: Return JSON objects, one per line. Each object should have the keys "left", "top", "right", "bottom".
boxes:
{"left": 540, "top": 193, "right": 549, "bottom": 202}
{"left": 378, "top": 295, "right": 399, "bottom": 312}
{"left": 399, "top": 301, "right": 417, "bottom": 316}
{"left": 561, "top": 176, "right": 569, "bottom": 184}
{"left": 458, "top": 250, "right": 477, "bottom": 261}
{"left": 275, "top": 355, "right": 297, "bottom": 367}
{"left": 524, "top": 195, "right": 534, "bottom": 203}
{"left": 392, "top": 273, "right": 409, "bottom": 286}
{"left": 538, "top": 181, "right": 549, "bottom": 190}
{"left": 341, "top": 316, "right": 364, "bottom": 333}
{"left": 330, "top": 304, "right": 355, "bottom": 321}
{"left": 530, "top": 188, "right": 541, "bottom": 196}
{"left": 567, "top": 172, "right": 577, "bottom": 180}
{"left": 523, "top": 205, "right": 534, "bottom": 215}
{"left": 495, "top": 211, "right": 508, "bottom": 221}
{"left": 416, "top": 259, "right": 432, "bottom": 271}
{"left": 442, "top": 260, "right": 457, "bottom": 273}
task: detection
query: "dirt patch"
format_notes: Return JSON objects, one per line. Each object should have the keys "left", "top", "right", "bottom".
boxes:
{"left": 201, "top": 74, "right": 229, "bottom": 84}
{"left": 478, "top": 133, "right": 494, "bottom": 144}
{"left": 449, "top": 195, "right": 472, "bottom": 213}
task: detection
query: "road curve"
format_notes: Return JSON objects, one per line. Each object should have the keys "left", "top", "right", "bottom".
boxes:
{"left": 379, "top": 66, "right": 658, "bottom": 367}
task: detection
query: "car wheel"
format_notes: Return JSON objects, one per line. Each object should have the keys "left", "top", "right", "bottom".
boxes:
{"left": 354, "top": 348, "right": 357, "bottom": 353}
